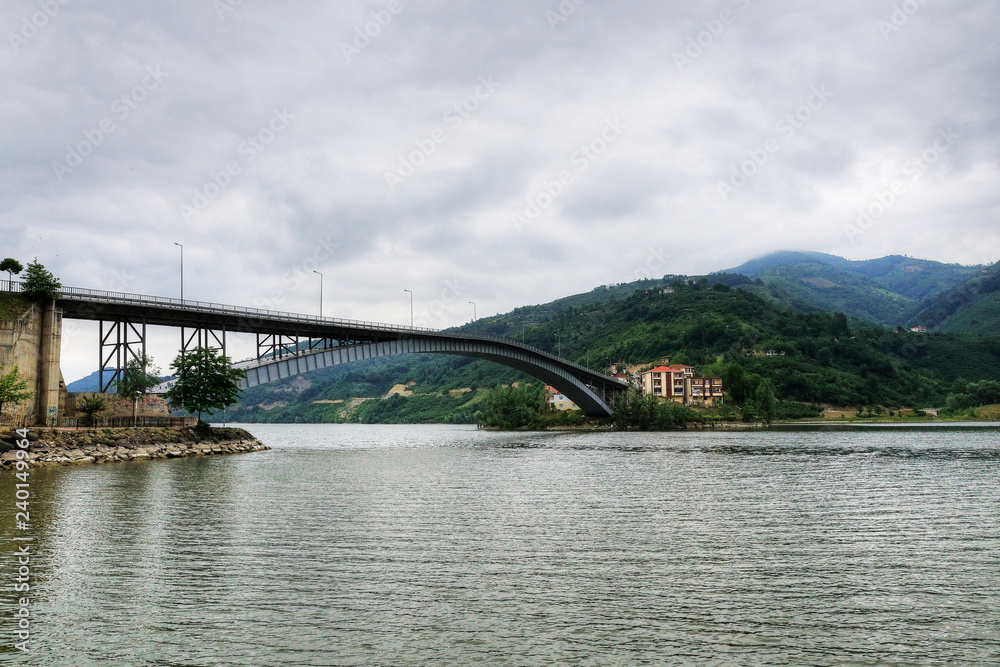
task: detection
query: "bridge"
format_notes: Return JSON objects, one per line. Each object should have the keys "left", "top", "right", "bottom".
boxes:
{"left": 12, "top": 283, "right": 628, "bottom": 422}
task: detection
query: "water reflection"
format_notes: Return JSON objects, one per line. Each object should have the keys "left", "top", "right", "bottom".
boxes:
{"left": 2, "top": 424, "right": 998, "bottom": 665}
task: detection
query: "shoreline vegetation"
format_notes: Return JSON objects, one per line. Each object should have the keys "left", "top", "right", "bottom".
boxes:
{"left": 0, "top": 426, "right": 268, "bottom": 470}
{"left": 474, "top": 383, "right": 1000, "bottom": 431}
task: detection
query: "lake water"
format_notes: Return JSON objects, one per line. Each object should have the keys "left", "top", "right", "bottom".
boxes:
{"left": 3, "top": 423, "right": 999, "bottom": 665}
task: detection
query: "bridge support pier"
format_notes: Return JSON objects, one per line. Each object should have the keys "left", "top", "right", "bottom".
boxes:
{"left": 99, "top": 319, "right": 146, "bottom": 393}
{"left": 255, "top": 334, "right": 337, "bottom": 361}
{"left": 182, "top": 326, "right": 227, "bottom": 357}
{"left": 36, "top": 301, "right": 62, "bottom": 426}
{"left": 256, "top": 333, "right": 298, "bottom": 360}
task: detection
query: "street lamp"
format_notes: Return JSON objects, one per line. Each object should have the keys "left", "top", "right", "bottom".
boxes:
{"left": 173, "top": 243, "right": 184, "bottom": 301}
{"left": 313, "top": 270, "right": 323, "bottom": 318}
{"left": 555, "top": 333, "right": 562, "bottom": 358}
{"left": 403, "top": 289, "right": 413, "bottom": 328}
{"left": 469, "top": 301, "right": 477, "bottom": 334}
{"left": 521, "top": 321, "right": 536, "bottom": 345}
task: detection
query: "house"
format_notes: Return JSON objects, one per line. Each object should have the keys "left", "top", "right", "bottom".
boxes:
{"left": 640, "top": 364, "right": 723, "bottom": 406}
{"left": 545, "top": 386, "right": 579, "bottom": 411}
{"left": 909, "top": 326, "right": 928, "bottom": 333}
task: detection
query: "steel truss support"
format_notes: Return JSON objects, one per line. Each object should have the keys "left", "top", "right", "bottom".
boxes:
{"left": 256, "top": 333, "right": 299, "bottom": 360}
{"left": 99, "top": 320, "right": 146, "bottom": 393}
{"left": 308, "top": 337, "right": 337, "bottom": 352}
{"left": 256, "top": 335, "right": 343, "bottom": 361}
{"left": 181, "top": 326, "right": 227, "bottom": 357}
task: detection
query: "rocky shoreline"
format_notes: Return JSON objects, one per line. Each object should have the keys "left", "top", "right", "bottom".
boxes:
{"left": 0, "top": 426, "right": 269, "bottom": 469}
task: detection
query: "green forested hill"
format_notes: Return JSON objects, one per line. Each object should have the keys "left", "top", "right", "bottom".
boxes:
{"left": 909, "top": 262, "right": 1000, "bottom": 334}
{"left": 719, "top": 252, "right": 983, "bottom": 326}
{"left": 211, "top": 276, "right": 1000, "bottom": 423}
{"left": 936, "top": 292, "right": 1000, "bottom": 336}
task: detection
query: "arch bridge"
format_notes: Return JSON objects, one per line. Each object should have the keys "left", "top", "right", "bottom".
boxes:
{"left": 44, "top": 285, "right": 627, "bottom": 418}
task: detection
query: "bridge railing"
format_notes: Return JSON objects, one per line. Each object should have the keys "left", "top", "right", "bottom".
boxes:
{"left": 6, "top": 280, "right": 441, "bottom": 334}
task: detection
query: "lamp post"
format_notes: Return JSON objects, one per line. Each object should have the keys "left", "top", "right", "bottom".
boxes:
{"left": 173, "top": 243, "right": 184, "bottom": 301}
{"left": 521, "top": 321, "right": 536, "bottom": 345}
{"left": 469, "top": 301, "right": 477, "bottom": 334}
{"left": 403, "top": 289, "right": 413, "bottom": 328}
{"left": 555, "top": 333, "right": 562, "bottom": 358}
{"left": 313, "top": 270, "right": 323, "bottom": 318}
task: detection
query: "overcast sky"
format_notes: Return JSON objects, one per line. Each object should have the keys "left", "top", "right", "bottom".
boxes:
{"left": 2, "top": 1, "right": 998, "bottom": 381}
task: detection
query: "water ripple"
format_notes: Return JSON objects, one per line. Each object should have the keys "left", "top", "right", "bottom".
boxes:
{"left": 2, "top": 424, "right": 998, "bottom": 665}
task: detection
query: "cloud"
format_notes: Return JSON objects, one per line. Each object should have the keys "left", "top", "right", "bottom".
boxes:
{"left": 1, "top": 0, "right": 998, "bottom": 380}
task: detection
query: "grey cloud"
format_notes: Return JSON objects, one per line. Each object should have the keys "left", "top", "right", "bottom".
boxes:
{"left": 1, "top": 0, "right": 998, "bottom": 381}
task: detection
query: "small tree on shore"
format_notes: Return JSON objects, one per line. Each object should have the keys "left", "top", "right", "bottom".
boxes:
{"left": 115, "top": 353, "right": 162, "bottom": 397}
{"left": 20, "top": 260, "right": 61, "bottom": 302}
{"left": 754, "top": 378, "right": 777, "bottom": 426}
{"left": 475, "top": 383, "right": 550, "bottom": 429}
{"left": 78, "top": 395, "right": 108, "bottom": 427}
{"left": 1, "top": 258, "right": 23, "bottom": 288}
{"left": 165, "top": 347, "right": 246, "bottom": 424}
{"left": 0, "top": 366, "right": 32, "bottom": 416}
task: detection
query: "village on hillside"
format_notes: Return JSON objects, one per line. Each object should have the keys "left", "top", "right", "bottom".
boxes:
{"left": 546, "top": 360, "right": 724, "bottom": 412}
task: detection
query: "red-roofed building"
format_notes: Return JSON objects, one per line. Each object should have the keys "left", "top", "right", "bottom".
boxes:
{"left": 640, "top": 364, "right": 723, "bottom": 406}
{"left": 545, "top": 385, "right": 579, "bottom": 411}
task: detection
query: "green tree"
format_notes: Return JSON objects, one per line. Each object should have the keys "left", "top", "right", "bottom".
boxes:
{"left": 77, "top": 395, "right": 108, "bottom": 427}
{"left": 831, "top": 311, "right": 851, "bottom": 338}
{"left": 20, "top": 259, "right": 61, "bottom": 301}
{"left": 0, "top": 366, "right": 32, "bottom": 416}
{"left": 722, "top": 363, "right": 751, "bottom": 404}
{"left": 165, "top": 347, "right": 246, "bottom": 423}
{"left": 476, "top": 383, "right": 550, "bottom": 429}
{"left": 115, "top": 353, "right": 162, "bottom": 397}
{"left": 1, "top": 258, "right": 23, "bottom": 288}
{"left": 612, "top": 387, "right": 675, "bottom": 430}
{"left": 753, "top": 378, "right": 777, "bottom": 425}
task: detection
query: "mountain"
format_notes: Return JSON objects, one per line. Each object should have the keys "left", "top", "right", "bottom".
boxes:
{"left": 66, "top": 370, "right": 111, "bottom": 392}
{"left": 60, "top": 251, "right": 997, "bottom": 423}
{"left": 909, "top": 262, "right": 1000, "bottom": 335}
{"left": 211, "top": 273, "right": 1000, "bottom": 423}
{"left": 66, "top": 369, "right": 173, "bottom": 393}
{"left": 718, "top": 252, "right": 984, "bottom": 326}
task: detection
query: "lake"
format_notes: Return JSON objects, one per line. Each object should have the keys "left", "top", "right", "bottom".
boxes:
{"left": 2, "top": 423, "right": 999, "bottom": 665}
